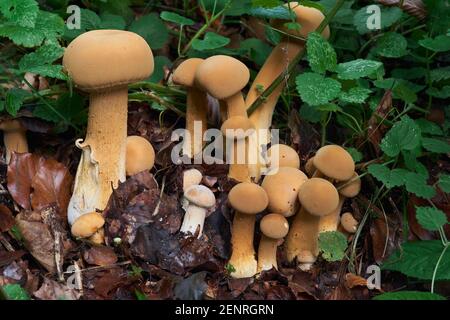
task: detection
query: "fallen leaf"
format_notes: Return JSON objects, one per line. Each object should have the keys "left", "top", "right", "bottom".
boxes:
{"left": 34, "top": 277, "right": 80, "bottom": 300}
{"left": 83, "top": 246, "right": 118, "bottom": 266}
{"left": 0, "top": 250, "right": 25, "bottom": 267}
{"left": 0, "top": 204, "right": 15, "bottom": 232}
{"left": 344, "top": 273, "right": 368, "bottom": 289}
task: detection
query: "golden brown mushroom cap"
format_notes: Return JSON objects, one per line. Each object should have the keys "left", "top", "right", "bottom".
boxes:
{"left": 63, "top": 30, "right": 154, "bottom": 91}
{"left": 228, "top": 182, "right": 268, "bottom": 214}
{"left": 298, "top": 177, "right": 339, "bottom": 216}
{"left": 0, "top": 119, "right": 24, "bottom": 131}
{"left": 304, "top": 156, "right": 316, "bottom": 177}
{"left": 267, "top": 144, "right": 300, "bottom": 169}
{"left": 313, "top": 145, "right": 355, "bottom": 181}
{"left": 338, "top": 172, "right": 361, "bottom": 198}
{"left": 184, "top": 184, "right": 216, "bottom": 208}
{"left": 261, "top": 167, "right": 308, "bottom": 217}
{"left": 172, "top": 58, "right": 204, "bottom": 87}
{"left": 221, "top": 116, "right": 255, "bottom": 139}
{"left": 125, "top": 136, "right": 155, "bottom": 176}
{"left": 195, "top": 55, "right": 250, "bottom": 99}
{"left": 71, "top": 212, "right": 105, "bottom": 238}
{"left": 260, "top": 213, "right": 289, "bottom": 239}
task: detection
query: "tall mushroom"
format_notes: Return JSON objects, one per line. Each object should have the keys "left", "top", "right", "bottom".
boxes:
{"left": 195, "top": 55, "right": 253, "bottom": 182}
{"left": 257, "top": 213, "right": 289, "bottom": 272}
{"left": 245, "top": 3, "right": 329, "bottom": 180}
{"left": 63, "top": 30, "right": 154, "bottom": 237}
{"left": 125, "top": 136, "right": 155, "bottom": 176}
{"left": 180, "top": 184, "right": 215, "bottom": 237}
{"left": 285, "top": 178, "right": 339, "bottom": 270}
{"left": 172, "top": 58, "right": 208, "bottom": 158}
{"left": 0, "top": 119, "right": 28, "bottom": 164}
{"left": 228, "top": 182, "right": 268, "bottom": 278}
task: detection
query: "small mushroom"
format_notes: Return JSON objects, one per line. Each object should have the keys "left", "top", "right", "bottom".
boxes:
{"left": 285, "top": 178, "right": 339, "bottom": 270}
{"left": 173, "top": 58, "right": 208, "bottom": 158}
{"left": 228, "top": 182, "right": 269, "bottom": 278}
{"left": 266, "top": 144, "right": 300, "bottom": 170}
{"left": 312, "top": 145, "right": 355, "bottom": 181}
{"left": 341, "top": 212, "right": 358, "bottom": 234}
{"left": 0, "top": 119, "right": 28, "bottom": 164}
{"left": 261, "top": 167, "right": 308, "bottom": 217}
{"left": 183, "top": 168, "right": 203, "bottom": 191}
{"left": 304, "top": 156, "right": 316, "bottom": 177}
{"left": 257, "top": 213, "right": 289, "bottom": 272}
{"left": 180, "top": 184, "right": 215, "bottom": 237}
{"left": 71, "top": 212, "right": 105, "bottom": 238}
{"left": 125, "top": 136, "right": 155, "bottom": 176}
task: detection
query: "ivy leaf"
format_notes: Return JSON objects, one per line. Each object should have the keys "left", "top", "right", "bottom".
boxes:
{"left": 382, "top": 240, "right": 450, "bottom": 280}
{"left": 405, "top": 172, "right": 436, "bottom": 199}
{"left": 0, "top": 284, "right": 30, "bottom": 300}
{"left": 336, "top": 59, "right": 383, "bottom": 80}
{"left": 367, "top": 164, "right": 408, "bottom": 189}
{"left": 129, "top": 13, "right": 169, "bottom": 50}
{"left": 422, "top": 138, "right": 450, "bottom": 154}
{"left": 0, "top": 0, "right": 39, "bottom": 28}
{"left": 438, "top": 174, "right": 450, "bottom": 193}
{"left": 415, "top": 118, "right": 443, "bottom": 136}
{"left": 374, "top": 32, "right": 408, "bottom": 58}
{"left": 296, "top": 73, "right": 341, "bottom": 106}
{"left": 306, "top": 32, "right": 337, "bottom": 74}
{"left": 160, "top": 11, "right": 195, "bottom": 26}
{"left": 380, "top": 116, "right": 421, "bottom": 157}
{"left": 345, "top": 147, "right": 363, "bottom": 163}
{"left": 373, "top": 291, "right": 446, "bottom": 301}
{"left": 419, "top": 35, "right": 450, "bottom": 52}
{"left": 339, "top": 87, "right": 372, "bottom": 104}
{"left": 192, "top": 32, "right": 230, "bottom": 51}
{"left": 319, "top": 231, "right": 348, "bottom": 262}
{"left": 416, "top": 207, "right": 448, "bottom": 231}
{"left": 353, "top": 6, "right": 403, "bottom": 35}
{"left": 5, "top": 88, "right": 31, "bottom": 116}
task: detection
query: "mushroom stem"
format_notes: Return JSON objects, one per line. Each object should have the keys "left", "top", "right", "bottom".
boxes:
{"left": 228, "top": 139, "right": 251, "bottom": 182}
{"left": 226, "top": 93, "right": 247, "bottom": 117}
{"left": 67, "top": 86, "right": 128, "bottom": 226}
{"left": 184, "top": 88, "right": 208, "bottom": 157}
{"left": 257, "top": 235, "right": 279, "bottom": 272}
{"left": 318, "top": 195, "right": 345, "bottom": 233}
{"left": 180, "top": 204, "right": 206, "bottom": 237}
{"left": 2, "top": 129, "right": 28, "bottom": 164}
{"left": 229, "top": 212, "right": 257, "bottom": 278}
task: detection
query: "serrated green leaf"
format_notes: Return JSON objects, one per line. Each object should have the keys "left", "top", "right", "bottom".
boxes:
{"left": 192, "top": 32, "right": 230, "bottom": 51}
{"left": 419, "top": 35, "right": 450, "bottom": 52}
{"left": 0, "top": 0, "right": 38, "bottom": 28}
{"left": 160, "top": 11, "right": 195, "bottom": 26}
{"left": 368, "top": 164, "right": 407, "bottom": 188}
{"left": 0, "top": 284, "right": 30, "bottom": 300}
{"left": 336, "top": 59, "right": 383, "bottom": 80}
{"left": 373, "top": 291, "right": 446, "bottom": 300}
{"left": 63, "top": 9, "right": 101, "bottom": 40}
{"left": 99, "top": 13, "right": 126, "bottom": 30}
{"left": 353, "top": 6, "right": 403, "bottom": 35}
{"left": 129, "top": 13, "right": 169, "bottom": 50}
{"left": 345, "top": 147, "right": 363, "bottom": 163}
{"left": 427, "top": 86, "right": 450, "bottom": 99}
{"left": 296, "top": 73, "right": 341, "bottom": 106}
{"left": 339, "top": 87, "right": 372, "bottom": 104}
{"left": 380, "top": 116, "right": 421, "bottom": 157}
{"left": 248, "top": 5, "right": 295, "bottom": 20}
{"left": 374, "top": 32, "right": 408, "bottom": 58}
{"left": 382, "top": 240, "right": 450, "bottom": 280}
{"left": 374, "top": 78, "right": 425, "bottom": 93}
{"left": 240, "top": 38, "right": 272, "bottom": 66}
{"left": 392, "top": 67, "right": 427, "bottom": 80}
{"left": 319, "top": 231, "right": 348, "bottom": 262}
{"left": 18, "top": 44, "right": 66, "bottom": 79}
{"left": 430, "top": 66, "right": 450, "bottom": 82}
{"left": 438, "top": 174, "right": 450, "bottom": 193}
{"left": 415, "top": 118, "right": 443, "bottom": 136}
{"left": 405, "top": 172, "right": 436, "bottom": 199}
{"left": 393, "top": 83, "right": 417, "bottom": 103}
{"left": 306, "top": 32, "right": 337, "bottom": 74}
{"left": 422, "top": 137, "right": 450, "bottom": 154}
{"left": 5, "top": 88, "right": 31, "bottom": 116}
{"left": 316, "top": 103, "right": 340, "bottom": 112}
{"left": 416, "top": 206, "right": 448, "bottom": 231}
{"left": 33, "top": 92, "right": 87, "bottom": 125}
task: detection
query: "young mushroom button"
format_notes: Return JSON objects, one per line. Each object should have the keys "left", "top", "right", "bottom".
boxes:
{"left": 266, "top": 144, "right": 300, "bottom": 170}
{"left": 63, "top": 30, "right": 154, "bottom": 238}
{"left": 180, "top": 184, "right": 215, "bottom": 237}
{"left": 182, "top": 168, "right": 203, "bottom": 191}
{"left": 125, "top": 136, "right": 155, "bottom": 176}
{"left": 228, "top": 182, "right": 269, "bottom": 278}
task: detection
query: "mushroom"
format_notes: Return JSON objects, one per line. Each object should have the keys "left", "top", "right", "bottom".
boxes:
{"left": 195, "top": 55, "right": 253, "bottom": 182}
{"left": 319, "top": 172, "right": 361, "bottom": 233}
{"left": 183, "top": 168, "right": 203, "bottom": 191}
{"left": 172, "top": 58, "right": 208, "bottom": 158}
{"left": 125, "top": 136, "right": 155, "bottom": 176}
{"left": 261, "top": 167, "right": 308, "bottom": 217}
{"left": 245, "top": 3, "right": 329, "bottom": 180}
{"left": 228, "top": 182, "right": 268, "bottom": 278}
{"left": 0, "top": 119, "right": 28, "bottom": 164}
{"left": 180, "top": 184, "right": 215, "bottom": 237}
{"left": 63, "top": 30, "right": 154, "bottom": 237}
{"left": 312, "top": 145, "right": 355, "bottom": 181}
{"left": 257, "top": 213, "right": 289, "bottom": 272}
{"left": 266, "top": 144, "right": 300, "bottom": 170}
{"left": 341, "top": 212, "right": 358, "bottom": 234}
{"left": 71, "top": 212, "right": 105, "bottom": 239}
{"left": 304, "top": 156, "right": 316, "bottom": 177}
{"left": 285, "top": 178, "right": 339, "bottom": 270}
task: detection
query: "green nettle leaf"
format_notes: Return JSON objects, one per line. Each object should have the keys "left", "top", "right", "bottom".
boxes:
{"left": 63, "top": 9, "right": 101, "bottom": 40}
{"left": 393, "top": 83, "right": 417, "bottom": 103}
{"left": 382, "top": 240, "right": 450, "bottom": 280}
{"left": 160, "top": 11, "right": 195, "bottom": 26}
{"left": 422, "top": 137, "right": 450, "bottom": 154}
{"left": 415, "top": 118, "right": 443, "bottom": 136}
{"left": 438, "top": 174, "right": 450, "bottom": 193}
{"left": 430, "top": 66, "right": 450, "bottom": 82}
{"left": 5, "top": 88, "right": 31, "bottom": 116}
{"left": 374, "top": 78, "right": 425, "bottom": 93}
{"left": 99, "top": 13, "right": 126, "bottom": 30}
{"left": 345, "top": 147, "right": 363, "bottom": 163}
{"left": 129, "top": 13, "right": 169, "bottom": 50}
{"left": 319, "top": 231, "right": 348, "bottom": 262}
{"left": 374, "top": 32, "right": 408, "bottom": 58}
{"left": 380, "top": 116, "right": 421, "bottom": 157}
{"left": 296, "top": 73, "right": 341, "bottom": 106}
{"left": 405, "top": 172, "right": 436, "bottom": 199}
{"left": 419, "top": 35, "right": 450, "bottom": 52}
{"left": 248, "top": 6, "right": 295, "bottom": 20}
{"left": 0, "top": 284, "right": 30, "bottom": 300}
{"left": 316, "top": 103, "right": 340, "bottom": 112}
{"left": 0, "top": 0, "right": 39, "bottom": 28}
{"left": 367, "top": 164, "right": 408, "bottom": 189}
{"left": 18, "top": 44, "right": 66, "bottom": 79}
{"left": 306, "top": 32, "right": 337, "bottom": 74}
{"left": 427, "top": 86, "right": 450, "bottom": 99}
{"left": 353, "top": 6, "right": 403, "bottom": 35}
{"left": 339, "top": 87, "right": 372, "bottom": 104}
{"left": 192, "top": 32, "right": 230, "bottom": 51}
{"left": 373, "top": 291, "right": 446, "bottom": 301}
{"left": 416, "top": 207, "right": 448, "bottom": 231}
{"left": 336, "top": 59, "right": 383, "bottom": 80}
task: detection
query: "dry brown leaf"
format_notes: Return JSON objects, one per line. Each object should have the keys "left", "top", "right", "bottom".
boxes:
{"left": 344, "top": 273, "right": 368, "bottom": 289}
{"left": 0, "top": 204, "right": 15, "bottom": 232}
{"left": 34, "top": 277, "right": 81, "bottom": 300}
{"left": 83, "top": 246, "right": 118, "bottom": 266}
